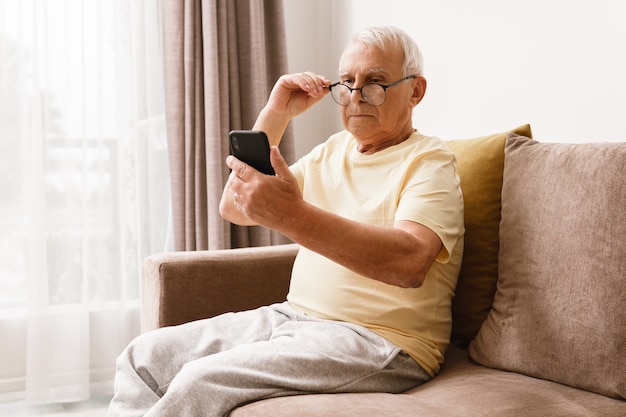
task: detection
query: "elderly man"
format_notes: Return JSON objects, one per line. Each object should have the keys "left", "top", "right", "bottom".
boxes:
{"left": 108, "top": 26, "right": 464, "bottom": 417}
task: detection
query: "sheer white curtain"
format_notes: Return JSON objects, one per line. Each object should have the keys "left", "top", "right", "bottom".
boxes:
{"left": 0, "top": 0, "right": 169, "bottom": 404}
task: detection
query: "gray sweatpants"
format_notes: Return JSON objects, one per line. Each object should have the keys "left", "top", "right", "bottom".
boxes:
{"left": 107, "top": 302, "right": 430, "bottom": 417}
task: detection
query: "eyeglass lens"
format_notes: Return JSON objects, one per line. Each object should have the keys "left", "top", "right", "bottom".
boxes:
{"left": 330, "top": 83, "right": 386, "bottom": 106}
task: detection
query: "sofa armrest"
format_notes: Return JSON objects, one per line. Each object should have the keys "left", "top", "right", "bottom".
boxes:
{"left": 141, "top": 243, "right": 299, "bottom": 332}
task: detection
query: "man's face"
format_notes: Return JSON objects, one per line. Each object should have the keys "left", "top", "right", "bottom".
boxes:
{"left": 338, "top": 41, "right": 419, "bottom": 147}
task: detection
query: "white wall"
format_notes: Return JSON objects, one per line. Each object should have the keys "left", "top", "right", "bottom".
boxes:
{"left": 284, "top": 0, "right": 626, "bottom": 156}
{"left": 283, "top": 0, "right": 349, "bottom": 157}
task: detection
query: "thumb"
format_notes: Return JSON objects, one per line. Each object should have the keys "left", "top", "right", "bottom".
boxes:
{"left": 269, "top": 146, "right": 291, "bottom": 178}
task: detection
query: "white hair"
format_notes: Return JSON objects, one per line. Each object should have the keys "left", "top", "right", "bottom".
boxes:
{"left": 351, "top": 26, "right": 424, "bottom": 77}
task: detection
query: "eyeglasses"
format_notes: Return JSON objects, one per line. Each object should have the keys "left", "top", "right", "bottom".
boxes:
{"left": 328, "top": 75, "right": 416, "bottom": 106}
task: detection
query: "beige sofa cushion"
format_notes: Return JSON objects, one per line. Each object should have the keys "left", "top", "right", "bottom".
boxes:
{"left": 469, "top": 135, "right": 626, "bottom": 399}
{"left": 446, "top": 124, "right": 532, "bottom": 348}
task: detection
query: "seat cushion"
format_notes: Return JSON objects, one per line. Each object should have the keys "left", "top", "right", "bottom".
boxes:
{"left": 231, "top": 346, "right": 626, "bottom": 417}
{"left": 470, "top": 135, "right": 626, "bottom": 399}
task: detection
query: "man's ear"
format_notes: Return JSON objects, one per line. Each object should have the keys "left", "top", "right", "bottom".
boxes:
{"left": 410, "top": 76, "right": 427, "bottom": 107}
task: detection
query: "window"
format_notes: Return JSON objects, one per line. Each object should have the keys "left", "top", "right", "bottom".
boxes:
{"left": 0, "top": 0, "right": 170, "bottom": 402}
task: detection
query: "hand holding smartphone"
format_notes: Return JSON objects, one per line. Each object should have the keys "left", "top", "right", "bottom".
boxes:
{"left": 228, "top": 130, "right": 275, "bottom": 175}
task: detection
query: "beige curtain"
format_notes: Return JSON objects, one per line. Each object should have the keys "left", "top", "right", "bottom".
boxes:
{"left": 162, "top": 0, "right": 295, "bottom": 251}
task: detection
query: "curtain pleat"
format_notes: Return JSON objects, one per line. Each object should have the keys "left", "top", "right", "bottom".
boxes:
{"left": 163, "top": 0, "right": 294, "bottom": 251}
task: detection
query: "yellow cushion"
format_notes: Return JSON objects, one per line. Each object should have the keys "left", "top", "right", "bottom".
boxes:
{"left": 446, "top": 124, "right": 532, "bottom": 348}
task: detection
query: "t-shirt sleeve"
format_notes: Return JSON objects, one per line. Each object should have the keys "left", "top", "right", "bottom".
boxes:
{"left": 395, "top": 149, "right": 464, "bottom": 263}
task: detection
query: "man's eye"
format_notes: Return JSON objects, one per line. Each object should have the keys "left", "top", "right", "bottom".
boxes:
{"left": 341, "top": 79, "right": 354, "bottom": 86}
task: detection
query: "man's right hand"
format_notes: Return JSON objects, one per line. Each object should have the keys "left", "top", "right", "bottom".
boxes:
{"left": 266, "top": 72, "right": 331, "bottom": 119}
{"left": 253, "top": 72, "right": 331, "bottom": 147}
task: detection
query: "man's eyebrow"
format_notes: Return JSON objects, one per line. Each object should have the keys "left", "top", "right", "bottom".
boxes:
{"left": 338, "top": 68, "right": 390, "bottom": 78}
{"left": 364, "top": 68, "right": 388, "bottom": 76}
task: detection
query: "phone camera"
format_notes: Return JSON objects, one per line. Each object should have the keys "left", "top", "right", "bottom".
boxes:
{"left": 231, "top": 136, "right": 240, "bottom": 151}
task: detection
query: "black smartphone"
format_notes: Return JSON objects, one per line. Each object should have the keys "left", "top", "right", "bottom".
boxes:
{"left": 228, "top": 130, "right": 275, "bottom": 175}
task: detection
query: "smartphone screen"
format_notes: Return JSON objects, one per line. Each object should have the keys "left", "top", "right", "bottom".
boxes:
{"left": 229, "top": 130, "right": 275, "bottom": 175}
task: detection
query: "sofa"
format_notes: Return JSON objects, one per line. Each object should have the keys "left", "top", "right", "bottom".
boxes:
{"left": 141, "top": 125, "right": 626, "bottom": 416}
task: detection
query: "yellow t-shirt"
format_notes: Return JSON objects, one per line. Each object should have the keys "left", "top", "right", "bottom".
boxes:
{"left": 287, "top": 130, "right": 464, "bottom": 376}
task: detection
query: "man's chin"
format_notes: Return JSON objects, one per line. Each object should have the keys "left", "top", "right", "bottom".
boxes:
{"left": 347, "top": 122, "right": 377, "bottom": 138}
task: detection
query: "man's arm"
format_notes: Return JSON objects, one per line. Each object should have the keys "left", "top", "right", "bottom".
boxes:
{"left": 221, "top": 146, "right": 442, "bottom": 288}
{"left": 219, "top": 72, "right": 330, "bottom": 225}
{"left": 284, "top": 204, "right": 442, "bottom": 288}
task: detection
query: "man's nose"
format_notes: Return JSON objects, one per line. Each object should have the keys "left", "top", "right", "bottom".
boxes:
{"left": 349, "top": 86, "right": 365, "bottom": 103}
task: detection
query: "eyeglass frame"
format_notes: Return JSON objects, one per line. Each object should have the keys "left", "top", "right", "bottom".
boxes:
{"left": 328, "top": 75, "right": 417, "bottom": 106}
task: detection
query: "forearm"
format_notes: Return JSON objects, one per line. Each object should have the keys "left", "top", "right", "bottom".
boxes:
{"left": 252, "top": 107, "right": 290, "bottom": 147}
{"left": 275, "top": 202, "right": 439, "bottom": 288}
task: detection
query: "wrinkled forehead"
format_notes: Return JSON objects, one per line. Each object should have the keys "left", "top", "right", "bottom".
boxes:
{"left": 338, "top": 40, "right": 404, "bottom": 78}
